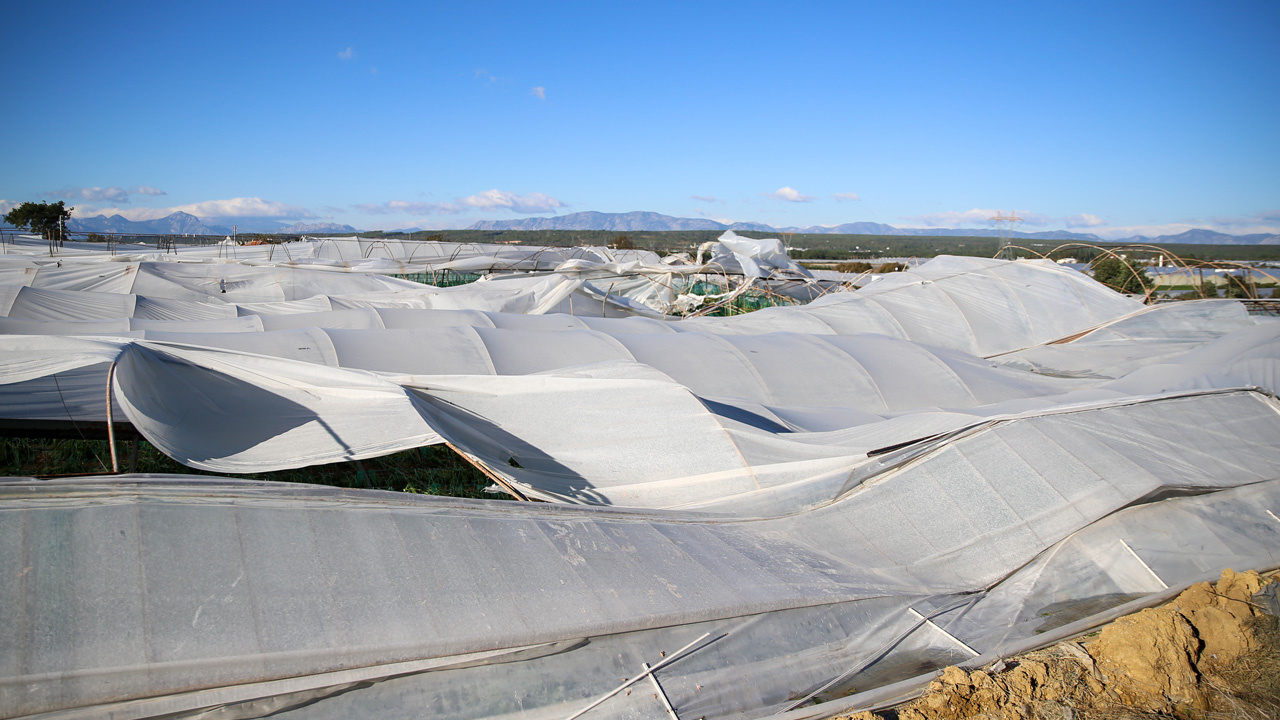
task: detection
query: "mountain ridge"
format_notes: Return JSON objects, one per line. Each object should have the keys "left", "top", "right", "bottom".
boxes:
{"left": 67, "top": 212, "right": 295, "bottom": 235}
{"left": 67, "top": 211, "right": 231, "bottom": 236}
{"left": 61, "top": 209, "right": 1280, "bottom": 246}
{"left": 469, "top": 211, "right": 1279, "bottom": 245}
{"left": 274, "top": 221, "right": 357, "bottom": 234}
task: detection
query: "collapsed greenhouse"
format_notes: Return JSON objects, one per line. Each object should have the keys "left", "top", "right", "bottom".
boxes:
{"left": 1, "top": 232, "right": 1278, "bottom": 720}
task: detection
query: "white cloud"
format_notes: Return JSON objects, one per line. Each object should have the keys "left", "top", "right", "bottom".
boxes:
{"left": 530, "top": 86, "right": 546, "bottom": 100}
{"left": 457, "top": 189, "right": 565, "bottom": 213}
{"left": 44, "top": 186, "right": 131, "bottom": 203}
{"left": 907, "top": 208, "right": 1053, "bottom": 228}
{"left": 1089, "top": 222, "right": 1198, "bottom": 240}
{"left": 909, "top": 208, "right": 1001, "bottom": 227}
{"left": 74, "top": 197, "right": 312, "bottom": 221}
{"left": 1063, "top": 213, "right": 1105, "bottom": 228}
{"left": 832, "top": 192, "right": 861, "bottom": 202}
{"left": 767, "top": 186, "right": 815, "bottom": 203}
{"left": 173, "top": 197, "right": 310, "bottom": 218}
{"left": 354, "top": 200, "right": 450, "bottom": 216}
{"left": 357, "top": 190, "right": 567, "bottom": 216}
{"left": 338, "top": 47, "right": 355, "bottom": 60}
{"left": 41, "top": 185, "right": 168, "bottom": 204}
{"left": 0, "top": 199, "right": 18, "bottom": 214}
{"left": 691, "top": 195, "right": 720, "bottom": 203}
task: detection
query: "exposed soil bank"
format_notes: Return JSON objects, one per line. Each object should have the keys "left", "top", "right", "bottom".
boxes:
{"left": 839, "top": 569, "right": 1280, "bottom": 720}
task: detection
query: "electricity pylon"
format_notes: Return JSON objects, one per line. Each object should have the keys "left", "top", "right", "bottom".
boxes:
{"left": 991, "top": 211, "right": 1022, "bottom": 260}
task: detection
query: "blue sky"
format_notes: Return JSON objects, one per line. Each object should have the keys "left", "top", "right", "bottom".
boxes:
{"left": 2, "top": 0, "right": 1278, "bottom": 237}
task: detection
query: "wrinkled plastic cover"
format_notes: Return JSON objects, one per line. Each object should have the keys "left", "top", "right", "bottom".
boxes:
{"left": 2, "top": 250, "right": 1279, "bottom": 719}
{"left": 3, "top": 389, "right": 1278, "bottom": 719}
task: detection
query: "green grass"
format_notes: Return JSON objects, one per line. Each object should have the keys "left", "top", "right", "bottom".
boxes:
{"left": 0, "top": 438, "right": 497, "bottom": 498}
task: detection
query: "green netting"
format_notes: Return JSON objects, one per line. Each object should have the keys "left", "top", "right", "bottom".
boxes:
{"left": 399, "top": 270, "right": 484, "bottom": 287}
{"left": 701, "top": 291, "right": 797, "bottom": 316}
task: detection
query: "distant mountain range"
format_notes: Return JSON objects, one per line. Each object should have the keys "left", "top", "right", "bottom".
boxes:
{"left": 1122, "top": 228, "right": 1280, "bottom": 246}
{"left": 67, "top": 212, "right": 232, "bottom": 236}
{"left": 67, "top": 213, "right": 354, "bottom": 236}
{"left": 63, "top": 209, "right": 1279, "bottom": 246}
{"left": 470, "top": 211, "right": 1280, "bottom": 245}
{"left": 273, "top": 221, "right": 357, "bottom": 234}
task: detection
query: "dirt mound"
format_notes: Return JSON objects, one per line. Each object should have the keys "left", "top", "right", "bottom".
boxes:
{"left": 839, "top": 568, "right": 1279, "bottom": 720}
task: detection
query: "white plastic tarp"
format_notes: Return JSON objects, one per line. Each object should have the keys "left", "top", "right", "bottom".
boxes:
{"left": 2, "top": 246, "right": 1279, "bottom": 720}
{"left": 2, "top": 388, "right": 1278, "bottom": 719}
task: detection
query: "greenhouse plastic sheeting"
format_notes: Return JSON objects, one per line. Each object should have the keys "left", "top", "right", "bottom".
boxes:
{"left": 0, "top": 234, "right": 760, "bottom": 315}
{"left": 2, "top": 387, "right": 1278, "bottom": 719}
{"left": 111, "top": 342, "right": 441, "bottom": 472}
{"left": 0, "top": 267, "right": 650, "bottom": 323}
{"left": 0, "top": 327, "right": 1084, "bottom": 450}
{"left": 2, "top": 319, "right": 1266, "bottom": 482}
{"left": 0, "top": 257, "right": 1143, "bottom": 352}
{"left": 0, "top": 234, "right": 662, "bottom": 274}
{"left": 2, "top": 250, "right": 1279, "bottom": 719}
{"left": 396, "top": 321, "right": 1280, "bottom": 509}
{"left": 704, "top": 230, "right": 813, "bottom": 278}
{"left": 0, "top": 287, "right": 1272, "bottom": 475}
{"left": 994, "top": 298, "right": 1270, "bottom": 378}
{"left": 682, "top": 256, "right": 1144, "bottom": 357}
{"left": 0, "top": 255, "right": 1162, "bottom": 442}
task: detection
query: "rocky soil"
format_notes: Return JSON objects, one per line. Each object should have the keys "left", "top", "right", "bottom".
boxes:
{"left": 839, "top": 569, "right": 1280, "bottom": 720}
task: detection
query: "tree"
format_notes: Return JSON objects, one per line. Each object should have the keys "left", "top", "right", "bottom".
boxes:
{"left": 1194, "top": 269, "right": 1218, "bottom": 298}
{"left": 1224, "top": 275, "right": 1253, "bottom": 299}
{"left": 4, "top": 201, "right": 72, "bottom": 241}
{"left": 610, "top": 234, "right": 635, "bottom": 250}
{"left": 873, "top": 262, "right": 906, "bottom": 273}
{"left": 834, "top": 261, "right": 873, "bottom": 273}
{"left": 1091, "top": 256, "right": 1151, "bottom": 295}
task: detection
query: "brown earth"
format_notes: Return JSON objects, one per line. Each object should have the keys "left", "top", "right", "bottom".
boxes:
{"left": 837, "top": 568, "right": 1280, "bottom": 720}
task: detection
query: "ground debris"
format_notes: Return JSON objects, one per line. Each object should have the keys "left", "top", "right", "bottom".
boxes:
{"left": 836, "top": 568, "right": 1279, "bottom": 720}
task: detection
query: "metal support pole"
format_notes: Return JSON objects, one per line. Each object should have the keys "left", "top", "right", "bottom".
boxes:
{"left": 105, "top": 362, "right": 119, "bottom": 474}
{"left": 1119, "top": 539, "right": 1167, "bottom": 589}
{"left": 563, "top": 632, "right": 715, "bottom": 720}
{"left": 128, "top": 438, "right": 140, "bottom": 473}
{"left": 642, "top": 662, "right": 679, "bottom": 718}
